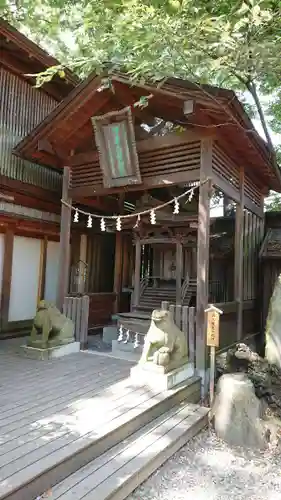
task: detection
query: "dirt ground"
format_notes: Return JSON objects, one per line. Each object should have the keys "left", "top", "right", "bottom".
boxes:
{"left": 128, "top": 429, "right": 281, "bottom": 500}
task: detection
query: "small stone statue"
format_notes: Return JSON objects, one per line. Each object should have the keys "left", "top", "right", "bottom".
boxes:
{"left": 139, "top": 309, "right": 188, "bottom": 367}
{"left": 28, "top": 300, "right": 75, "bottom": 349}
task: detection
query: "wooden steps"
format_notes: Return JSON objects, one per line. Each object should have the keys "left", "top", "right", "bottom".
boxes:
{"left": 0, "top": 376, "right": 201, "bottom": 500}
{"left": 51, "top": 402, "right": 209, "bottom": 500}
{"left": 138, "top": 286, "right": 177, "bottom": 312}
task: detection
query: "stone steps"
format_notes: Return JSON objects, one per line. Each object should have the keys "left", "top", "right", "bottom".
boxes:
{"left": 51, "top": 401, "right": 209, "bottom": 500}
{"left": 0, "top": 376, "right": 201, "bottom": 500}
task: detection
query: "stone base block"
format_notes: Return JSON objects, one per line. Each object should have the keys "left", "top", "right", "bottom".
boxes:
{"left": 112, "top": 339, "right": 143, "bottom": 355}
{"left": 102, "top": 326, "right": 118, "bottom": 344}
{"left": 130, "top": 361, "right": 194, "bottom": 391}
{"left": 20, "top": 342, "right": 80, "bottom": 360}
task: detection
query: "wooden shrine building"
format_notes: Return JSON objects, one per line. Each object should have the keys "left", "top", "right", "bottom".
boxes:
{"left": 13, "top": 73, "right": 281, "bottom": 383}
{"left": 0, "top": 20, "right": 77, "bottom": 335}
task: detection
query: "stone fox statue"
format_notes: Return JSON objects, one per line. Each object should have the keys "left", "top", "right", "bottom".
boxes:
{"left": 139, "top": 309, "right": 188, "bottom": 366}
{"left": 28, "top": 300, "right": 75, "bottom": 349}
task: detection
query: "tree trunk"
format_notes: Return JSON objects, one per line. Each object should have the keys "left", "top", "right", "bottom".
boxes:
{"left": 246, "top": 80, "right": 275, "bottom": 153}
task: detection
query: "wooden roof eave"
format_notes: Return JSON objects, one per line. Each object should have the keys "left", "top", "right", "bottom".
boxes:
{"left": 0, "top": 19, "right": 78, "bottom": 88}
{"left": 12, "top": 71, "right": 281, "bottom": 191}
{"left": 13, "top": 73, "right": 105, "bottom": 163}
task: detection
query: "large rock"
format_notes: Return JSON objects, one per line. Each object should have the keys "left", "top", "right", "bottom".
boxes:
{"left": 212, "top": 373, "right": 267, "bottom": 449}
{"left": 265, "top": 274, "right": 281, "bottom": 369}
{"left": 216, "top": 343, "right": 281, "bottom": 420}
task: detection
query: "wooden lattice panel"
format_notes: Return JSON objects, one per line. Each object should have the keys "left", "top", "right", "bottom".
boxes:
{"left": 244, "top": 174, "right": 263, "bottom": 207}
{"left": 212, "top": 143, "right": 239, "bottom": 191}
{"left": 70, "top": 140, "right": 201, "bottom": 190}
{"left": 138, "top": 140, "right": 201, "bottom": 180}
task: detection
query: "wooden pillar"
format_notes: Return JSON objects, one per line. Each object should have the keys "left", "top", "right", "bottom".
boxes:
{"left": 133, "top": 237, "right": 141, "bottom": 309}
{"left": 38, "top": 236, "right": 48, "bottom": 301}
{"left": 122, "top": 235, "right": 130, "bottom": 288}
{"left": 1, "top": 228, "right": 14, "bottom": 328}
{"left": 176, "top": 240, "right": 183, "bottom": 304}
{"left": 234, "top": 166, "right": 245, "bottom": 341}
{"left": 78, "top": 234, "right": 87, "bottom": 293}
{"left": 56, "top": 166, "right": 72, "bottom": 311}
{"left": 196, "top": 137, "right": 213, "bottom": 395}
{"left": 113, "top": 232, "right": 123, "bottom": 312}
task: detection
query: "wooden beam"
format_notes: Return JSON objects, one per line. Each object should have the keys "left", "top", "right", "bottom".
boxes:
{"left": 0, "top": 193, "right": 14, "bottom": 202}
{"left": 56, "top": 167, "right": 72, "bottom": 311}
{"left": 176, "top": 241, "right": 183, "bottom": 304}
{"left": 138, "top": 237, "right": 195, "bottom": 246}
{"left": 234, "top": 166, "right": 245, "bottom": 341}
{"left": 1, "top": 228, "right": 14, "bottom": 328}
{"left": 196, "top": 137, "right": 213, "bottom": 395}
{"left": 133, "top": 237, "right": 141, "bottom": 310}
{"left": 0, "top": 174, "right": 61, "bottom": 200}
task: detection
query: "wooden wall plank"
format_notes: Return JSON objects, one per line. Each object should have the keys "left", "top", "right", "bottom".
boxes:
{"left": 56, "top": 166, "right": 72, "bottom": 310}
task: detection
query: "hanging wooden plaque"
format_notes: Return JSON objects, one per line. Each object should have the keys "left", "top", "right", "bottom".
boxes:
{"left": 91, "top": 106, "right": 142, "bottom": 188}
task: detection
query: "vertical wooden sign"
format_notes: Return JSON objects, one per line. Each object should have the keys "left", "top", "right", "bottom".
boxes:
{"left": 205, "top": 304, "right": 223, "bottom": 405}
{"left": 206, "top": 308, "right": 220, "bottom": 347}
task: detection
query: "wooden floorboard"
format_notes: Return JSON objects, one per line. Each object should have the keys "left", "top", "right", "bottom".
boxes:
{"left": 0, "top": 362, "right": 128, "bottom": 420}
{"left": 0, "top": 350, "right": 135, "bottom": 498}
{"left": 0, "top": 345, "right": 201, "bottom": 500}
{"left": 51, "top": 403, "right": 208, "bottom": 499}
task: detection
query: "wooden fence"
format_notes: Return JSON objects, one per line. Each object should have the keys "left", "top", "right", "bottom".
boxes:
{"left": 63, "top": 295, "right": 89, "bottom": 349}
{"left": 161, "top": 301, "right": 196, "bottom": 367}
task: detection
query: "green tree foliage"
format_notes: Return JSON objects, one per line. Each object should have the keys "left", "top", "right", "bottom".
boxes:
{"left": 2, "top": 0, "right": 281, "bottom": 160}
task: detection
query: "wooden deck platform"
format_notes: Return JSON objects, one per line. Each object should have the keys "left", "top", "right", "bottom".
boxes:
{"left": 0, "top": 342, "right": 205, "bottom": 500}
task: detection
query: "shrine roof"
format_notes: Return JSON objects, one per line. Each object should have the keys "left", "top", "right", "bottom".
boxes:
{"left": 0, "top": 19, "right": 78, "bottom": 101}
{"left": 13, "top": 71, "right": 281, "bottom": 191}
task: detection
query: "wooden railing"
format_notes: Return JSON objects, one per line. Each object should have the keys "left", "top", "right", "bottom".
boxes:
{"left": 67, "top": 292, "right": 116, "bottom": 330}
{"left": 161, "top": 301, "right": 196, "bottom": 368}
{"left": 63, "top": 295, "right": 89, "bottom": 349}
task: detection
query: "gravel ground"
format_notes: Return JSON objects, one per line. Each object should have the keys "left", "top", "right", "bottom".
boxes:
{"left": 128, "top": 429, "right": 281, "bottom": 500}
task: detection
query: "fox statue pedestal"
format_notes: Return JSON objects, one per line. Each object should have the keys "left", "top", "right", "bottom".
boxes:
{"left": 131, "top": 358, "right": 194, "bottom": 390}
{"left": 21, "top": 301, "right": 79, "bottom": 360}
{"left": 130, "top": 308, "right": 194, "bottom": 390}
